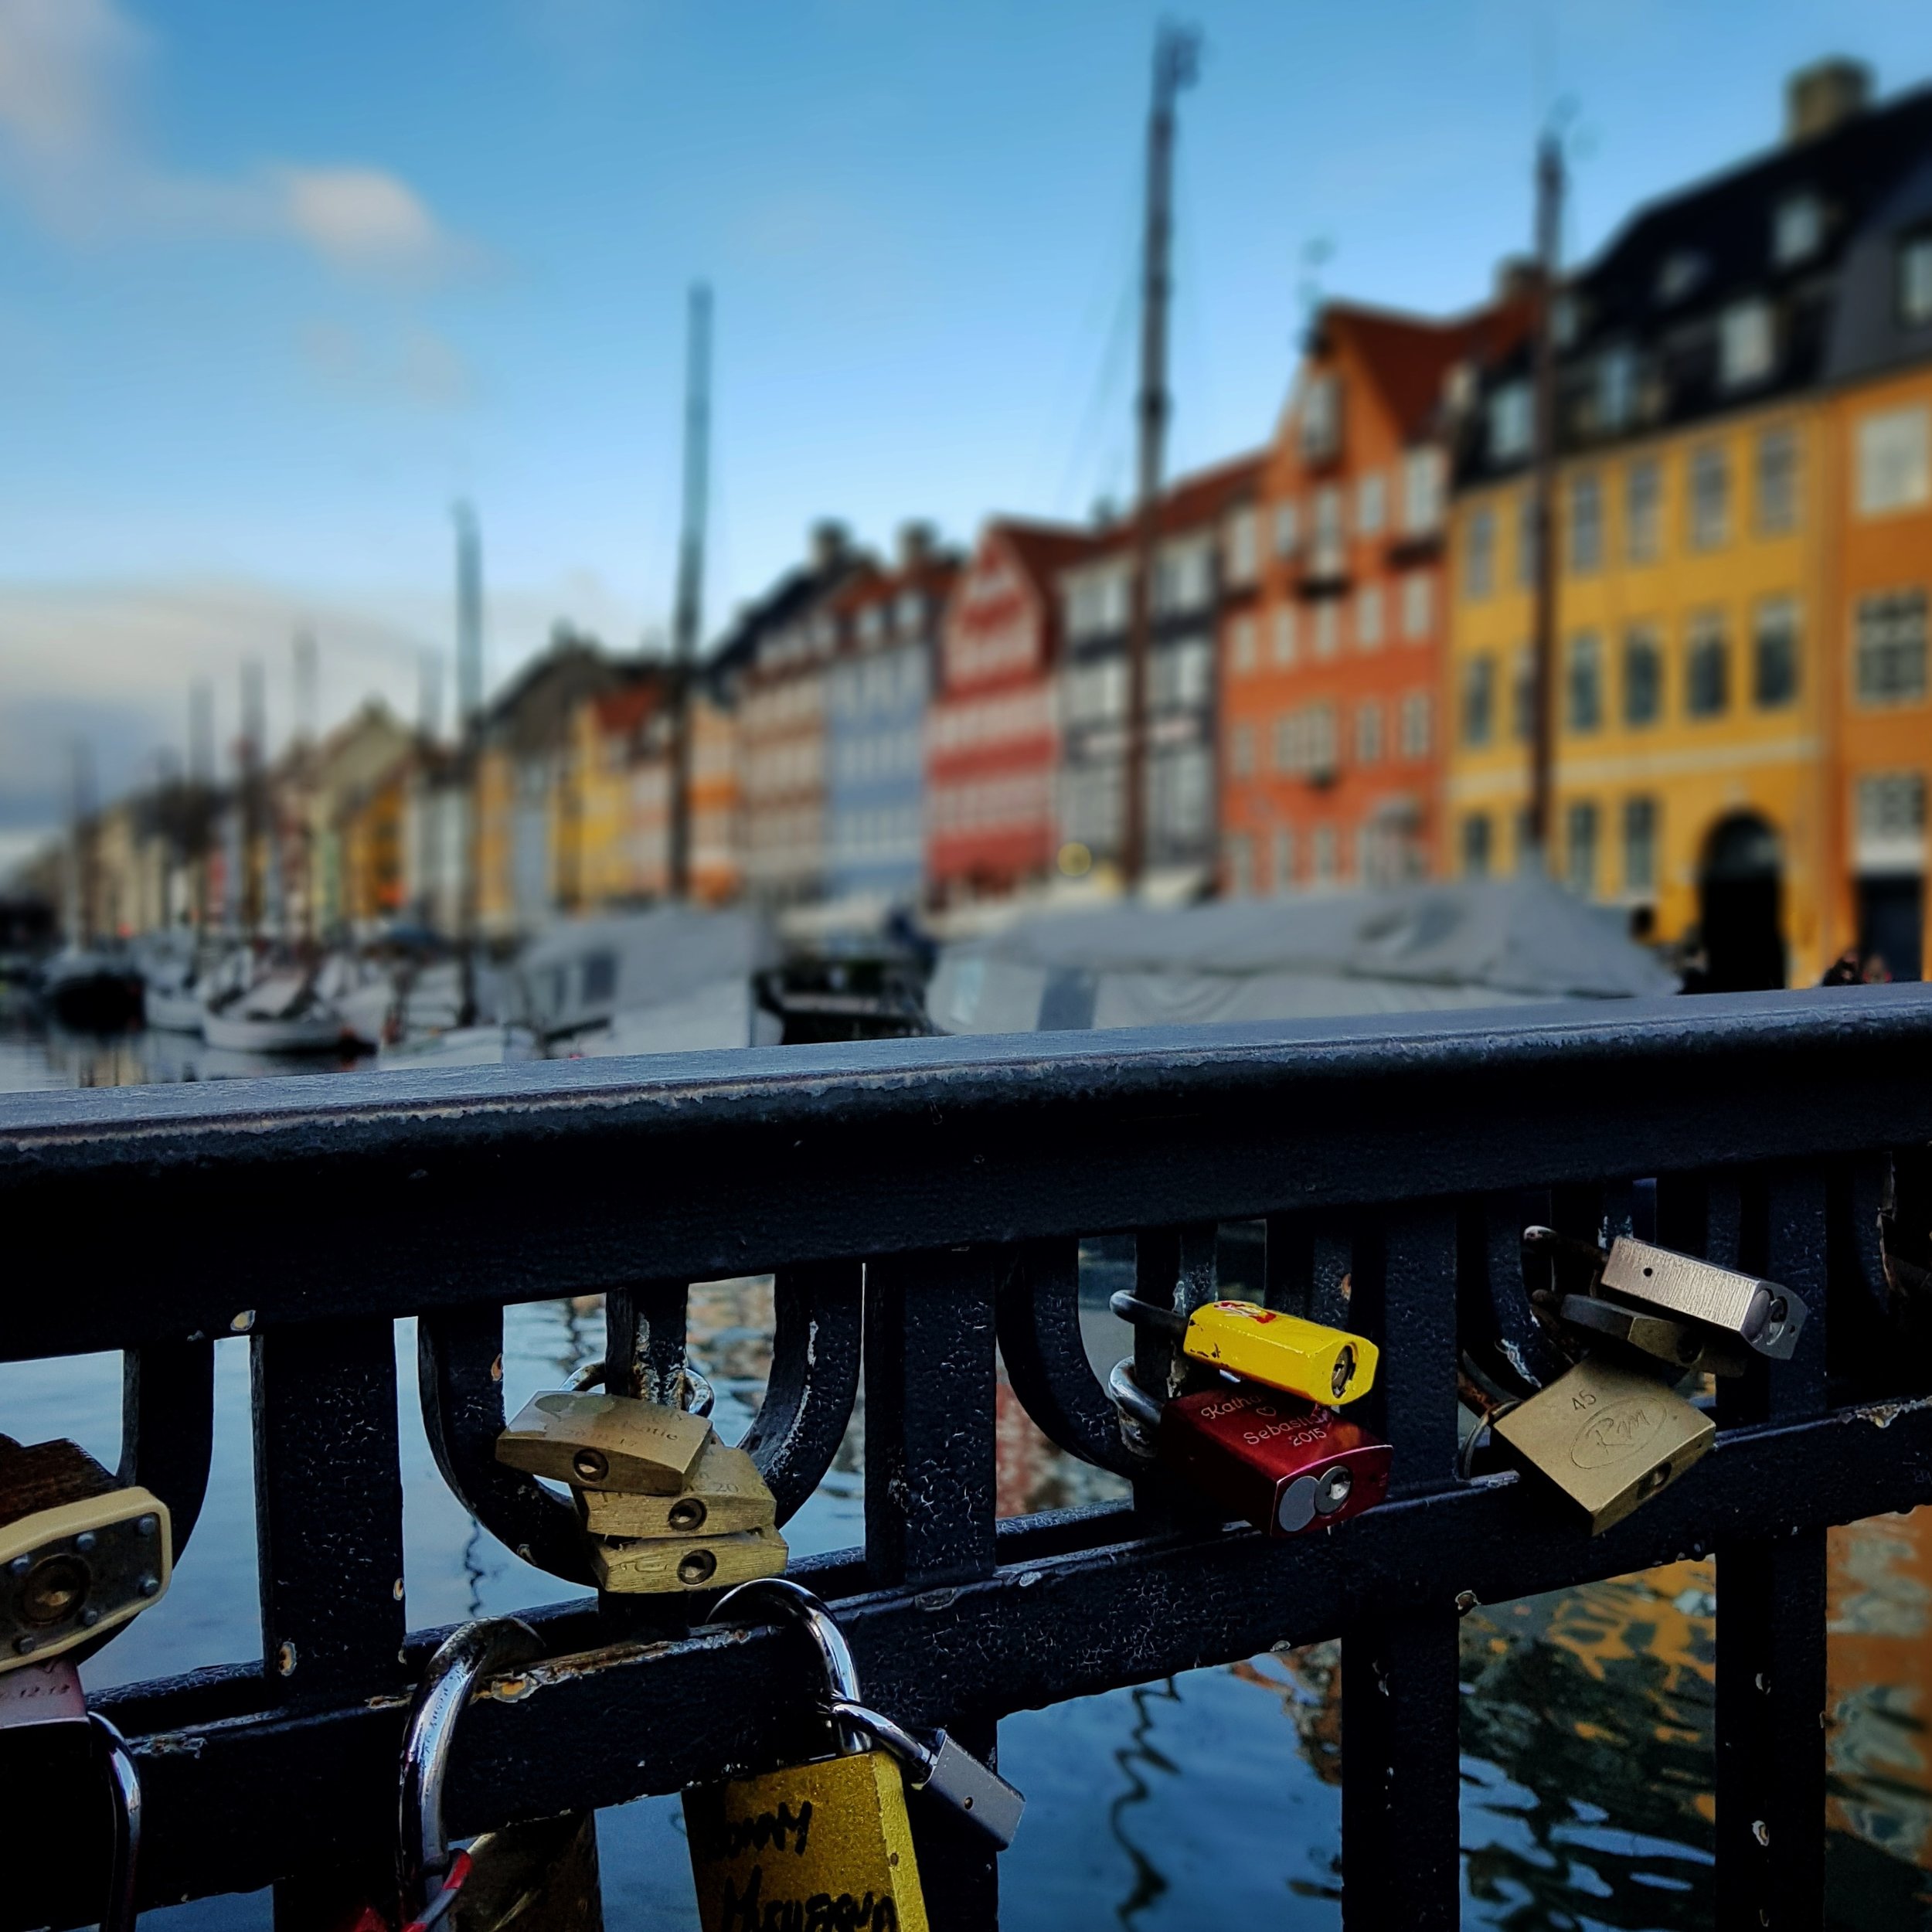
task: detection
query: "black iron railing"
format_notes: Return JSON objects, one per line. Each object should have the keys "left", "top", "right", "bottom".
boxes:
{"left": 7, "top": 984, "right": 1932, "bottom": 1929}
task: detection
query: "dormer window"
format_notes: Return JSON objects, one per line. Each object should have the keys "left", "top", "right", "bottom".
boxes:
{"left": 1300, "top": 373, "right": 1342, "bottom": 461}
{"left": 1552, "top": 293, "right": 1581, "bottom": 348}
{"left": 1774, "top": 192, "right": 1823, "bottom": 266}
{"left": 1656, "top": 250, "right": 1706, "bottom": 305}
{"left": 1488, "top": 381, "right": 1533, "bottom": 462}
{"left": 1597, "top": 345, "right": 1638, "bottom": 430}
{"left": 1900, "top": 230, "right": 1932, "bottom": 327}
{"left": 1720, "top": 299, "right": 1775, "bottom": 390}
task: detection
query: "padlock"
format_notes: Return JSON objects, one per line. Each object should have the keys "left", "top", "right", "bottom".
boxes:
{"left": 1107, "top": 1359, "right": 1390, "bottom": 1536}
{"left": 574, "top": 1438, "right": 777, "bottom": 1539}
{"left": 354, "top": 1617, "right": 602, "bottom": 1932}
{"left": 0, "top": 1661, "right": 141, "bottom": 1931}
{"left": 495, "top": 1391, "right": 710, "bottom": 1495}
{"left": 0, "top": 1434, "right": 171, "bottom": 1671}
{"left": 684, "top": 1577, "right": 931, "bottom": 1932}
{"left": 1493, "top": 1355, "right": 1715, "bottom": 1534}
{"left": 588, "top": 1524, "right": 787, "bottom": 1595}
{"left": 1553, "top": 1291, "right": 1750, "bottom": 1379}
{"left": 1109, "top": 1292, "right": 1379, "bottom": 1406}
{"left": 825, "top": 1698, "right": 1026, "bottom": 1851}
{"left": 1524, "top": 1226, "right": 1808, "bottom": 1362}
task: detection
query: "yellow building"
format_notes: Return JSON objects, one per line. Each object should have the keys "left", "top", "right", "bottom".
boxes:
{"left": 1445, "top": 61, "right": 1932, "bottom": 986}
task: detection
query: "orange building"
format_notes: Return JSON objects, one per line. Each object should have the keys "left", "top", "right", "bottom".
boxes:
{"left": 1221, "top": 298, "right": 1526, "bottom": 895}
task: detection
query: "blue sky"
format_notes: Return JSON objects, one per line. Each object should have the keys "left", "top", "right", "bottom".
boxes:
{"left": 2, "top": 0, "right": 1928, "bottom": 859}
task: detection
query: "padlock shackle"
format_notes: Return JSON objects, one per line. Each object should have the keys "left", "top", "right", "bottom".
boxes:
{"left": 397, "top": 1617, "right": 543, "bottom": 1917}
{"left": 89, "top": 1713, "right": 141, "bottom": 1932}
{"left": 1107, "top": 1290, "right": 1189, "bottom": 1338}
{"left": 712, "top": 1576, "right": 869, "bottom": 1755}
{"left": 564, "top": 1358, "right": 716, "bottom": 1417}
{"left": 1107, "top": 1359, "right": 1164, "bottom": 1432}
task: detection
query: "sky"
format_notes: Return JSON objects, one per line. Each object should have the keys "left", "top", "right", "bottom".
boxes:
{"left": 2, "top": 0, "right": 1929, "bottom": 869}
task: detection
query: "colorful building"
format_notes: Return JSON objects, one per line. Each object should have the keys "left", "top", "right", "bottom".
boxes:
{"left": 1446, "top": 61, "right": 1932, "bottom": 985}
{"left": 927, "top": 519, "right": 1094, "bottom": 908}
{"left": 1056, "top": 454, "right": 1262, "bottom": 893}
{"left": 1223, "top": 298, "right": 1526, "bottom": 900}
{"left": 824, "top": 526, "right": 959, "bottom": 913}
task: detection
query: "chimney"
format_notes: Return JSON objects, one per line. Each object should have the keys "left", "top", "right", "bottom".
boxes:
{"left": 1786, "top": 59, "right": 1871, "bottom": 143}
{"left": 808, "top": 519, "right": 849, "bottom": 571}
{"left": 896, "top": 520, "right": 935, "bottom": 572}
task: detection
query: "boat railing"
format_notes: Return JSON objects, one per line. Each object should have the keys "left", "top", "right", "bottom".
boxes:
{"left": 5, "top": 982, "right": 1932, "bottom": 1927}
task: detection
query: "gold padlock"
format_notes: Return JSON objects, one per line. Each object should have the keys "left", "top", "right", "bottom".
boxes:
{"left": 590, "top": 1524, "right": 787, "bottom": 1595}
{"left": 684, "top": 1579, "right": 928, "bottom": 1932}
{"left": 495, "top": 1391, "right": 710, "bottom": 1495}
{"left": 0, "top": 1437, "right": 171, "bottom": 1671}
{"left": 1494, "top": 1356, "right": 1714, "bottom": 1535}
{"left": 575, "top": 1439, "right": 777, "bottom": 1539}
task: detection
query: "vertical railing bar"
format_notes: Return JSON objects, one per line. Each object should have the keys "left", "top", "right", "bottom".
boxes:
{"left": 605, "top": 1279, "right": 688, "bottom": 1406}
{"left": 1264, "top": 1213, "right": 1315, "bottom": 1315}
{"left": 865, "top": 1247, "right": 1002, "bottom": 1932}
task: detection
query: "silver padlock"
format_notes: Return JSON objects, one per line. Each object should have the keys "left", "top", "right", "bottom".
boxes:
{"left": 1597, "top": 1236, "right": 1808, "bottom": 1360}
{"left": 826, "top": 1696, "right": 1026, "bottom": 1849}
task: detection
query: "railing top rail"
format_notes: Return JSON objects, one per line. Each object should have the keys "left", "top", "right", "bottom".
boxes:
{"left": 5, "top": 984, "right": 1930, "bottom": 1362}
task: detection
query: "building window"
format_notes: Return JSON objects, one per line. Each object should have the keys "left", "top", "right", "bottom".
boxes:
{"left": 1855, "top": 590, "right": 1929, "bottom": 706}
{"left": 1461, "top": 812, "right": 1492, "bottom": 878}
{"left": 1271, "top": 826, "right": 1294, "bottom": 892}
{"left": 1311, "top": 486, "right": 1347, "bottom": 576}
{"left": 1623, "top": 624, "right": 1663, "bottom": 727}
{"left": 1719, "top": 300, "right": 1774, "bottom": 389}
{"left": 1230, "top": 723, "right": 1256, "bottom": 777}
{"left": 1685, "top": 612, "right": 1729, "bottom": 718}
{"left": 1313, "top": 601, "right": 1340, "bottom": 659}
{"left": 1516, "top": 492, "right": 1541, "bottom": 589}
{"left": 1775, "top": 192, "right": 1823, "bottom": 266}
{"left": 1689, "top": 446, "right": 1729, "bottom": 549}
{"left": 1399, "top": 691, "right": 1431, "bottom": 759}
{"left": 1565, "top": 800, "right": 1599, "bottom": 896}
{"left": 1753, "top": 597, "right": 1800, "bottom": 708}
{"left": 1312, "top": 824, "right": 1338, "bottom": 883}
{"left": 1857, "top": 772, "right": 1927, "bottom": 849}
{"left": 1657, "top": 249, "right": 1706, "bottom": 305}
{"left": 1271, "top": 606, "right": 1298, "bottom": 666}
{"left": 1355, "top": 702, "right": 1383, "bottom": 765}
{"left": 1623, "top": 797, "right": 1658, "bottom": 895}
{"left": 1226, "top": 508, "right": 1260, "bottom": 586}
{"left": 1626, "top": 458, "right": 1662, "bottom": 562}
{"left": 1223, "top": 832, "right": 1253, "bottom": 896}
{"left": 1400, "top": 570, "right": 1433, "bottom": 639}
{"left": 1401, "top": 448, "right": 1443, "bottom": 534}
{"left": 1355, "top": 583, "right": 1385, "bottom": 649}
{"left": 1856, "top": 406, "right": 1930, "bottom": 516}
{"left": 1566, "top": 631, "right": 1604, "bottom": 732}
{"left": 1898, "top": 231, "right": 1932, "bottom": 327}
{"left": 1756, "top": 427, "right": 1799, "bottom": 533}
{"left": 1461, "top": 657, "right": 1495, "bottom": 748}
{"left": 1229, "top": 614, "right": 1258, "bottom": 674}
{"left": 1357, "top": 471, "right": 1387, "bottom": 536}
{"left": 1301, "top": 374, "right": 1341, "bottom": 461}
{"left": 1273, "top": 500, "right": 1301, "bottom": 557}
{"left": 1512, "top": 648, "right": 1536, "bottom": 743}
{"left": 1464, "top": 507, "right": 1496, "bottom": 599}
{"left": 1568, "top": 473, "right": 1603, "bottom": 573}
{"left": 1489, "top": 381, "right": 1532, "bottom": 461}
{"left": 1597, "top": 346, "right": 1637, "bottom": 430}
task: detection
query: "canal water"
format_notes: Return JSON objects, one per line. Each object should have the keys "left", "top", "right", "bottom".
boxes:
{"left": 6, "top": 1022, "right": 1932, "bottom": 1929}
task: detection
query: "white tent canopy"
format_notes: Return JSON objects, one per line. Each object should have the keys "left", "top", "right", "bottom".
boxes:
{"left": 927, "top": 878, "right": 1677, "bottom": 1036}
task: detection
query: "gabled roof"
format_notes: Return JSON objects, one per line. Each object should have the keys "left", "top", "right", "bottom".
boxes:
{"left": 1319, "top": 301, "right": 1532, "bottom": 443}
{"left": 983, "top": 518, "right": 1099, "bottom": 596}
{"left": 1067, "top": 451, "right": 1266, "bottom": 569}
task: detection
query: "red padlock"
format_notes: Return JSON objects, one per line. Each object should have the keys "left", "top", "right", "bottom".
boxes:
{"left": 1110, "top": 1360, "right": 1391, "bottom": 1536}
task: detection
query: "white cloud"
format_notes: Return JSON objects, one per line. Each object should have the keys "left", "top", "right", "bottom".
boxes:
{"left": 0, "top": 0, "right": 468, "bottom": 278}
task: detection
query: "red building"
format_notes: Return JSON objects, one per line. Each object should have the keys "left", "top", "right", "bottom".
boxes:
{"left": 927, "top": 519, "right": 1094, "bottom": 906}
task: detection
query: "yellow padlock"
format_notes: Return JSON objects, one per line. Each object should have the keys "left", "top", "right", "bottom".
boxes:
{"left": 574, "top": 1439, "right": 777, "bottom": 1539}
{"left": 684, "top": 1580, "right": 928, "bottom": 1932}
{"left": 495, "top": 1391, "right": 710, "bottom": 1496}
{"left": 1110, "top": 1293, "right": 1379, "bottom": 1406}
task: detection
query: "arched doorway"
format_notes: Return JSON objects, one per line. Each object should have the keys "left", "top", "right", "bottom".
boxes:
{"left": 1698, "top": 813, "right": 1785, "bottom": 991}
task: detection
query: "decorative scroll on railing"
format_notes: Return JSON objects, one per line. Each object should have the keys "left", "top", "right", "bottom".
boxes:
{"left": 4, "top": 985, "right": 1932, "bottom": 1930}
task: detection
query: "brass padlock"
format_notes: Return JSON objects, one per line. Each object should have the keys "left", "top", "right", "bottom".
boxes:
{"left": 1494, "top": 1356, "right": 1714, "bottom": 1535}
{"left": 0, "top": 1436, "right": 171, "bottom": 1671}
{"left": 589, "top": 1524, "right": 787, "bottom": 1595}
{"left": 1553, "top": 1293, "right": 1750, "bottom": 1379}
{"left": 495, "top": 1391, "right": 710, "bottom": 1495}
{"left": 359, "top": 1617, "right": 604, "bottom": 1932}
{"left": 684, "top": 1579, "right": 930, "bottom": 1932}
{"left": 575, "top": 1439, "right": 777, "bottom": 1539}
